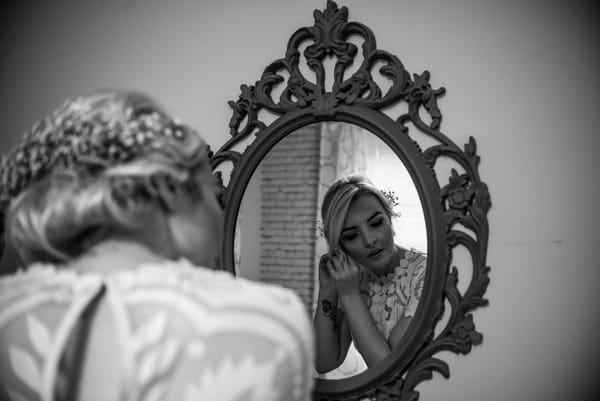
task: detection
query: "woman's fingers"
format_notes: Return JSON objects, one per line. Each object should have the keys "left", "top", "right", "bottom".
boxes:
{"left": 329, "top": 254, "right": 340, "bottom": 270}
{"left": 328, "top": 254, "right": 355, "bottom": 281}
{"left": 327, "top": 253, "right": 361, "bottom": 296}
{"left": 344, "top": 253, "right": 361, "bottom": 271}
{"left": 325, "top": 260, "right": 335, "bottom": 277}
{"left": 331, "top": 252, "right": 359, "bottom": 274}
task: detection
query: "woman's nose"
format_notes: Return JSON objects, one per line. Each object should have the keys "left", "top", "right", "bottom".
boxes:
{"left": 364, "top": 232, "right": 377, "bottom": 248}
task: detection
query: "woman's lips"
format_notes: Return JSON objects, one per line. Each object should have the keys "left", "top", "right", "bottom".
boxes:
{"left": 368, "top": 248, "right": 383, "bottom": 258}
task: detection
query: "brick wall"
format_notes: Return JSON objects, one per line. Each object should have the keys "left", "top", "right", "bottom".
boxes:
{"left": 258, "top": 124, "right": 321, "bottom": 314}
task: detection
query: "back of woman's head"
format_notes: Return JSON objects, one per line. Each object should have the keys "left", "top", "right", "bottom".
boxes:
{"left": 321, "top": 174, "right": 395, "bottom": 252}
{"left": 0, "top": 89, "right": 212, "bottom": 265}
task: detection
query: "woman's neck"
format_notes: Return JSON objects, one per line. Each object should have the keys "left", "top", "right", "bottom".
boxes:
{"left": 383, "top": 245, "right": 404, "bottom": 274}
{"left": 65, "top": 239, "right": 170, "bottom": 275}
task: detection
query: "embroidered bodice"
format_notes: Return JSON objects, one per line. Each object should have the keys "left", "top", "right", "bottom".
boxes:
{"left": 362, "top": 249, "right": 427, "bottom": 339}
{"left": 0, "top": 259, "right": 314, "bottom": 401}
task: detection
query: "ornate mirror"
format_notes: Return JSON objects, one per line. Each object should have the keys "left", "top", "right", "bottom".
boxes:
{"left": 210, "top": 1, "right": 491, "bottom": 400}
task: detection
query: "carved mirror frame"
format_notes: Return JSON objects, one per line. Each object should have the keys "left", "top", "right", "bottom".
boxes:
{"left": 209, "top": 2, "right": 491, "bottom": 400}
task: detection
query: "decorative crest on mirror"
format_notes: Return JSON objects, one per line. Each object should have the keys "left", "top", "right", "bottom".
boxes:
{"left": 210, "top": 1, "right": 491, "bottom": 400}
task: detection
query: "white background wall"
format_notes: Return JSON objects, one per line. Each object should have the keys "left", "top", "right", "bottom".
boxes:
{"left": 1, "top": 0, "right": 599, "bottom": 399}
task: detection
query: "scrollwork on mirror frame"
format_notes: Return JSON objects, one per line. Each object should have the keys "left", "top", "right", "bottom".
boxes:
{"left": 209, "top": 1, "right": 491, "bottom": 400}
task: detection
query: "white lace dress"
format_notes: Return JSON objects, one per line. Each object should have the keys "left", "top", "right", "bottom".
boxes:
{"left": 0, "top": 259, "right": 314, "bottom": 401}
{"left": 320, "top": 249, "right": 427, "bottom": 379}
{"left": 362, "top": 249, "right": 427, "bottom": 339}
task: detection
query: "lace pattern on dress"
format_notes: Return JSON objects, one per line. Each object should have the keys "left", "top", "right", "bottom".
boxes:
{"left": 0, "top": 260, "right": 314, "bottom": 401}
{"left": 362, "top": 249, "right": 427, "bottom": 339}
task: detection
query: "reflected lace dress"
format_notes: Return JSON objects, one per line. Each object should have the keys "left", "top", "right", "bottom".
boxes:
{"left": 363, "top": 249, "right": 427, "bottom": 339}
{"left": 0, "top": 259, "right": 314, "bottom": 401}
{"left": 320, "top": 249, "right": 426, "bottom": 379}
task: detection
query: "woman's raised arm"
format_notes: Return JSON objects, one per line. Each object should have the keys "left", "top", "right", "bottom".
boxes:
{"left": 313, "top": 254, "right": 352, "bottom": 374}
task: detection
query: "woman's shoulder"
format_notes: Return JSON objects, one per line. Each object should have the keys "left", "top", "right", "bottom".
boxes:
{"left": 0, "top": 259, "right": 304, "bottom": 305}
{"left": 392, "top": 247, "right": 427, "bottom": 278}
{"left": 0, "top": 259, "right": 311, "bottom": 335}
{"left": 0, "top": 263, "right": 103, "bottom": 306}
{"left": 398, "top": 247, "right": 426, "bottom": 265}
{"left": 112, "top": 259, "right": 311, "bottom": 328}
{"left": 124, "top": 260, "right": 315, "bottom": 377}
{"left": 130, "top": 259, "right": 305, "bottom": 305}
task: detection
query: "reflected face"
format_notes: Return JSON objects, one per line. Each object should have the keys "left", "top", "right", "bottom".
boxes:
{"left": 340, "top": 193, "right": 396, "bottom": 275}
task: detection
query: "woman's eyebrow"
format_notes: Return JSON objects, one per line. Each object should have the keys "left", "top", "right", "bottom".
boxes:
{"left": 367, "top": 211, "right": 383, "bottom": 222}
{"left": 342, "top": 211, "right": 383, "bottom": 233}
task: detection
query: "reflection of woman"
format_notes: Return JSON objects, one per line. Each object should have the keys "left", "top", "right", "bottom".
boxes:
{"left": 0, "top": 90, "right": 313, "bottom": 400}
{"left": 314, "top": 175, "right": 426, "bottom": 374}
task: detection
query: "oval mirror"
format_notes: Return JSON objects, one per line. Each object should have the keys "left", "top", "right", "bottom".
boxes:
{"left": 210, "top": 2, "right": 491, "bottom": 399}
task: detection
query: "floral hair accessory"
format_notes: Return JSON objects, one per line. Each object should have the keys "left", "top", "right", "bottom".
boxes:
{"left": 0, "top": 96, "right": 189, "bottom": 213}
{"left": 380, "top": 189, "right": 400, "bottom": 208}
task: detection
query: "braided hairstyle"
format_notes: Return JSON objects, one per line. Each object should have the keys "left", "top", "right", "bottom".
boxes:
{"left": 1, "top": 89, "right": 211, "bottom": 264}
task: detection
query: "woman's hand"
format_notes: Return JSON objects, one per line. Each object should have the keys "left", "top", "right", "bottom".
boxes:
{"left": 327, "top": 250, "right": 362, "bottom": 298}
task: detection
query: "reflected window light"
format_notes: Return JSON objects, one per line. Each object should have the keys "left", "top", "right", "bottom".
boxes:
{"left": 365, "top": 135, "right": 428, "bottom": 253}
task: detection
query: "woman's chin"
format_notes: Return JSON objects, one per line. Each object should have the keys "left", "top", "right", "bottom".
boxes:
{"left": 366, "top": 251, "right": 395, "bottom": 275}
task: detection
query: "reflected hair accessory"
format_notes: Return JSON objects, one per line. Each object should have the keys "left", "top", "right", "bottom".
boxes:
{"left": 0, "top": 93, "right": 189, "bottom": 213}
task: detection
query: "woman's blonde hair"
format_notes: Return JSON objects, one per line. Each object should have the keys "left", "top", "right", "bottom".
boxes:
{"left": 2, "top": 89, "right": 211, "bottom": 264}
{"left": 321, "top": 174, "right": 397, "bottom": 254}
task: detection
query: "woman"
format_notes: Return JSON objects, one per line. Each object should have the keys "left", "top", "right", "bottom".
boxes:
{"left": 314, "top": 175, "right": 426, "bottom": 374}
{"left": 0, "top": 90, "right": 313, "bottom": 400}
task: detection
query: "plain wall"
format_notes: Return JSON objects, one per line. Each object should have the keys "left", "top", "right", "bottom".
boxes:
{"left": 1, "top": 0, "right": 599, "bottom": 399}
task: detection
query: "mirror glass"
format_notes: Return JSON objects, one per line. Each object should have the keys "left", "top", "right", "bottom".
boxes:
{"left": 234, "top": 121, "right": 427, "bottom": 379}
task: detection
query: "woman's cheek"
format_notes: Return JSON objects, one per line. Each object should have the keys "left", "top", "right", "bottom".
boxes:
{"left": 341, "top": 242, "right": 359, "bottom": 262}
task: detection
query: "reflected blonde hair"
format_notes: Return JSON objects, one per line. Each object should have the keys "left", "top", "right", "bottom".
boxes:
{"left": 4, "top": 89, "right": 210, "bottom": 264}
{"left": 321, "top": 174, "right": 397, "bottom": 254}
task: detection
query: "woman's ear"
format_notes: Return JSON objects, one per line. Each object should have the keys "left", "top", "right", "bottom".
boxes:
{"left": 151, "top": 174, "right": 189, "bottom": 213}
{"left": 131, "top": 205, "right": 178, "bottom": 260}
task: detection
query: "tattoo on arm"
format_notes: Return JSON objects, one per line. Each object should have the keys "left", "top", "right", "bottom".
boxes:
{"left": 321, "top": 299, "right": 338, "bottom": 332}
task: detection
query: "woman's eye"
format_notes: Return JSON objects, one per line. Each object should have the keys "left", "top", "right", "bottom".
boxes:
{"left": 342, "top": 233, "right": 358, "bottom": 242}
{"left": 371, "top": 219, "right": 384, "bottom": 227}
